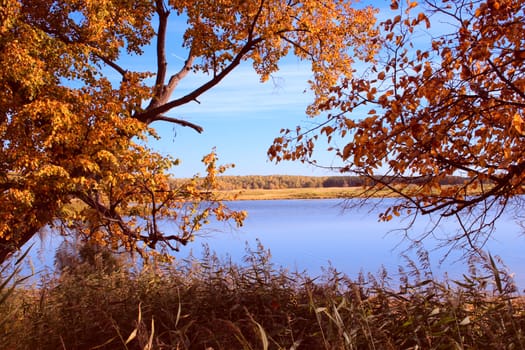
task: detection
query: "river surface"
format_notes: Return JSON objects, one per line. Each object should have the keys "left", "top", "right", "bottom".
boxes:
{"left": 26, "top": 198, "right": 525, "bottom": 289}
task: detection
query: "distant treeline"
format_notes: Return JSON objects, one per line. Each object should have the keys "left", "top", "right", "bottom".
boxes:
{"left": 171, "top": 175, "right": 468, "bottom": 190}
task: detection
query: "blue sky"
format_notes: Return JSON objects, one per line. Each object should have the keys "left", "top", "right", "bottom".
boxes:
{"left": 147, "top": 59, "right": 332, "bottom": 178}
{"left": 141, "top": 1, "right": 401, "bottom": 178}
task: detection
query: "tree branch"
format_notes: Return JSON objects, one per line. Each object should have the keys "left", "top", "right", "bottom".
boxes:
{"left": 279, "top": 35, "right": 313, "bottom": 58}
{"left": 138, "top": 0, "right": 265, "bottom": 128}
{"left": 135, "top": 37, "right": 263, "bottom": 124}
{"left": 153, "top": 0, "right": 169, "bottom": 93}
{"left": 95, "top": 54, "right": 128, "bottom": 78}
{"left": 153, "top": 115, "right": 203, "bottom": 133}
{"left": 487, "top": 58, "right": 525, "bottom": 101}
{"left": 159, "top": 49, "right": 195, "bottom": 105}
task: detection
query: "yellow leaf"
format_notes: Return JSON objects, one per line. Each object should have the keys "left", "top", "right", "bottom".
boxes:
{"left": 512, "top": 114, "right": 525, "bottom": 136}
{"left": 390, "top": 1, "right": 399, "bottom": 10}
{"left": 459, "top": 316, "right": 470, "bottom": 326}
{"left": 342, "top": 143, "right": 353, "bottom": 161}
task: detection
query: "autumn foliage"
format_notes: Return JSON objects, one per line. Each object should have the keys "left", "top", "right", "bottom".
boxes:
{"left": 270, "top": 0, "right": 525, "bottom": 249}
{"left": 0, "top": 0, "right": 378, "bottom": 263}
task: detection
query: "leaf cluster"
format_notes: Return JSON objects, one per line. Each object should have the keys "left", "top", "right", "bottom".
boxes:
{"left": 1, "top": 0, "right": 379, "bottom": 262}
{"left": 270, "top": 0, "right": 525, "bottom": 250}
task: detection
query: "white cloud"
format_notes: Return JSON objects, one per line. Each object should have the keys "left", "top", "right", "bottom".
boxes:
{"left": 166, "top": 62, "right": 314, "bottom": 119}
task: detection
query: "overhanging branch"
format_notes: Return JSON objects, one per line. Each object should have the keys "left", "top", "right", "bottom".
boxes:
{"left": 134, "top": 37, "right": 263, "bottom": 124}
{"left": 153, "top": 115, "right": 203, "bottom": 133}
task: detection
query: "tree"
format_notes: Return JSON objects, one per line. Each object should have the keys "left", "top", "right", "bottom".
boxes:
{"left": 0, "top": 0, "right": 378, "bottom": 263}
{"left": 270, "top": 0, "right": 525, "bottom": 252}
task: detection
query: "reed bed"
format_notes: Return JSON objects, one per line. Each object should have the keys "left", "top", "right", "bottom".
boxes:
{"left": 1, "top": 241, "right": 524, "bottom": 349}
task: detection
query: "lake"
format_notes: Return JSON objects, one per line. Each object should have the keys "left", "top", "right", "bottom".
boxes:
{"left": 26, "top": 198, "right": 525, "bottom": 289}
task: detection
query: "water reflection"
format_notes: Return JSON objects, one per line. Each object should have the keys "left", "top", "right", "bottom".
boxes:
{"left": 24, "top": 198, "right": 525, "bottom": 289}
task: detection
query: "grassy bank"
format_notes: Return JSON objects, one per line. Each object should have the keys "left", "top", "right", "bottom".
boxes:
{"left": 221, "top": 186, "right": 404, "bottom": 200}
{"left": 1, "top": 244, "right": 524, "bottom": 349}
{"left": 223, "top": 187, "right": 364, "bottom": 200}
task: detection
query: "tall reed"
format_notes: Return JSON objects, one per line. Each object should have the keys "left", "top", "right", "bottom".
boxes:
{"left": 1, "top": 241, "right": 524, "bottom": 349}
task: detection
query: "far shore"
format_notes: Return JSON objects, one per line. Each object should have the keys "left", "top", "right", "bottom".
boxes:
{"left": 219, "top": 186, "right": 404, "bottom": 201}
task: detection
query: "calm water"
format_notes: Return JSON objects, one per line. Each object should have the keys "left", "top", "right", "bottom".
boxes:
{"left": 26, "top": 198, "right": 525, "bottom": 289}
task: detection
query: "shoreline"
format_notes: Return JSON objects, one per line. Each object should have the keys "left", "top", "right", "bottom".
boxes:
{"left": 219, "top": 186, "right": 401, "bottom": 201}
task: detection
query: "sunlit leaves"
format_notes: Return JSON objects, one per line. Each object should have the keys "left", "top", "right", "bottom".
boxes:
{"left": 512, "top": 114, "right": 525, "bottom": 136}
{"left": 173, "top": 0, "right": 378, "bottom": 111}
{"left": 0, "top": 0, "right": 381, "bottom": 263}
{"left": 0, "top": 0, "right": 230, "bottom": 262}
{"left": 271, "top": 0, "right": 525, "bottom": 245}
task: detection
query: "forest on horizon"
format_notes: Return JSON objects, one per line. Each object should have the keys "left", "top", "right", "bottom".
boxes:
{"left": 171, "top": 175, "right": 470, "bottom": 191}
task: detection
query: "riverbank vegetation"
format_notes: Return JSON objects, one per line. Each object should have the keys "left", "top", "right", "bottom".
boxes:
{"left": 172, "top": 175, "right": 469, "bottom": 191}
{"left": 168, "top": 175, "right": 471, "bottom": 200}
{"left": 1, "top": 243, "right": 523, "bottom": 349}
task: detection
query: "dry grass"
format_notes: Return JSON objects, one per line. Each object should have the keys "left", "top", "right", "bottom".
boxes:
{"left": 219, "top": 183, "right": 496, "bottom": 201}
{"left": 1, "top": 242, "right": 524, "bottom": 350}
{"left": 221, "top": 186, "right": 398, "bottom": 201}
